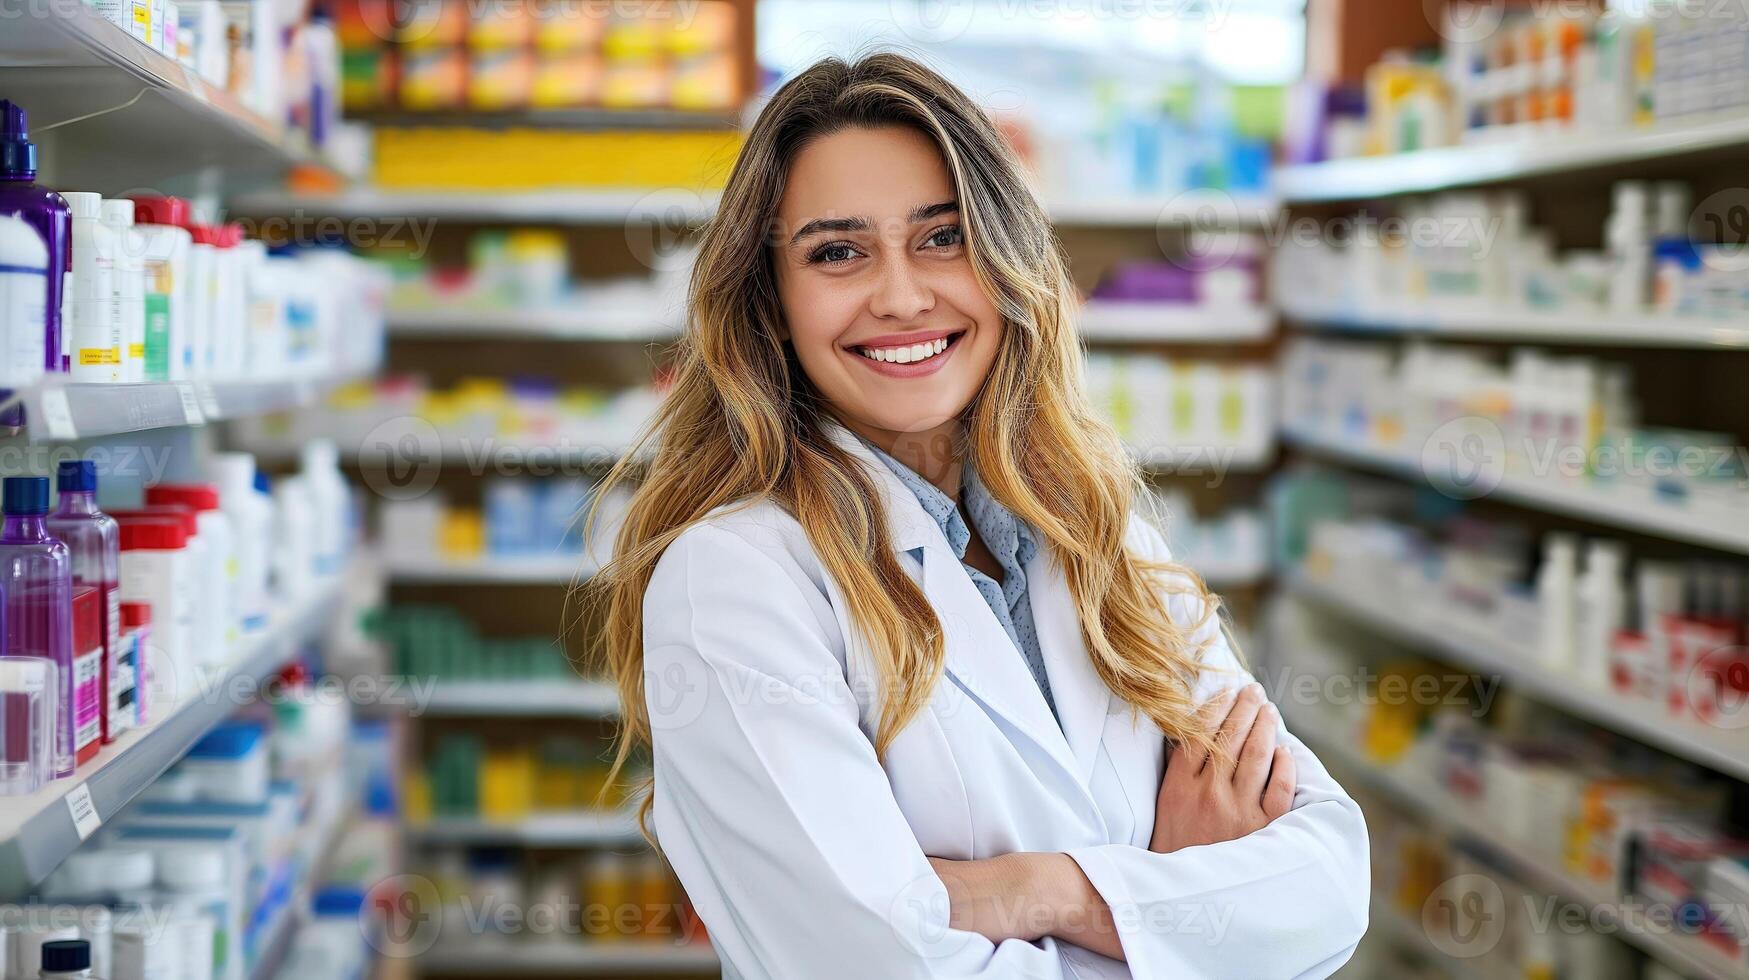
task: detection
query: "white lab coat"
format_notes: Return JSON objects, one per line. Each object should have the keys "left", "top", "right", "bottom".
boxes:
{"left": 641, "top": 424, "right": 1369, "bottom": 979}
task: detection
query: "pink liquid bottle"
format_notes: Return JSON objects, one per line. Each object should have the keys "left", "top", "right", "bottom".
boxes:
{"left": 0, "top": 476, "right": 77, "bottom": 778}
{"left": 45, "top": 460, "right": 123, "bottom": 747}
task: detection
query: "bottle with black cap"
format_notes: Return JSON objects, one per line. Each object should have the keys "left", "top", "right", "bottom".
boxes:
{"left": 38, "top": 937, "right": 92, "bottom": 978}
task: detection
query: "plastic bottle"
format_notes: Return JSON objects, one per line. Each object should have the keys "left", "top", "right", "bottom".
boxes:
{"left": 1605, "top": 181, "right": 1649, "bottom": 313}
{"left": 270, "top": 475, "right": 315, "bottom": 599}
{"left": 0, "top": 214, "right": 48, "bottom": 388}
{"left": 299, "top": 440, "right": 349, "bottom": 576}
{"left": 186, "top": 224, "right": 220, "bottom": 379}
{"left": 1535, "top": 533, "right": 1578, "bottom": 670}
{"left": 129, "top": 197, "right": 194, "bottom": 382}
{"left": 101, "top": 199, "right": 147, "bottom": 383}
{"left": 46, "top": 461, "right": 124, "bottom": 745}
{"left": 113, "top": 902, "right": 185, "bottom": 980}
{"left": 1575, "top": 540, "right": 1628, "bottom": 688}
{"left": 205, "top": 454, "right": 269, "bottom": 634}
{"left": 115, "top": 515, "right": 194, "bottom": 706}
{"left": 144, "top": 485, "right": 234, "bottom": 664}
{"left": 64, "top": 193, "right": 121, "bottom": 382}
{"left": 240, "top": 242, "right": 284, "bottom": 376}
{"left": 209, "top": 226, "right": 248, "bottom": 379}
{"left": 0, "top": 476, "right": 78, "bottom": 777}
{"left": 157, "top": 849, "right": 227, "bottom": 980}
{"left": 38, "top": 935, "right": 93, "bottom": 978}
{"left": 0, "top": 100, "right": 70, "bottom": 375}
{"left": 0, "top": 656, "right": 57, "bottom": 794}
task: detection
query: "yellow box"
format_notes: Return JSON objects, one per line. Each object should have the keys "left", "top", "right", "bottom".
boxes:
{"left": 373, "top": 128, "right": 742, "bottom": 190}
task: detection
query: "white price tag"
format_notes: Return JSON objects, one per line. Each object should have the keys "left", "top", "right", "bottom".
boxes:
{"left": 37, "top": 388, "right": 75, "bottom": 440}
{"left": 65, "top": 783, "right": 101, "bottom": 841}
{"left": 176, "top": 383, "right": 203, "bottom": 425}
{"left": 195, "top": 381, "right": 220, "bottom": 419}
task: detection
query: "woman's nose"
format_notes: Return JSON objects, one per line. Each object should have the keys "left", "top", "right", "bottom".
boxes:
{"left": 868, "top": 255, "right": 935, "bottom": 321}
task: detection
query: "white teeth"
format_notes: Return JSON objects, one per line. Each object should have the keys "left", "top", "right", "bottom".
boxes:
{"left": 857, "top": 335, "right": 954, "bottom": 365}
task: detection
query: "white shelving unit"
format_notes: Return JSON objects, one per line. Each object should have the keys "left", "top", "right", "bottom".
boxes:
{"left": 3, "top": 377, "right": 359, "bottom": 442}
{"left": 230, "top": 188, "right": 721, "bottom": 224}
{"left": 1283, "top": 426, "right": 1749, "bottom": 556}
{"left": 383, "top": 553, "right": 596, "bottom": 585}
{"left": 418, "top": 942, "right": 719, "bottom": 977}
{"left": 1287, "top": 570, "right": 1749, "bottom": 781}
{"left": 1079, "top": 301, "right": 1273, "bottom": 343}
{"left": 388, "top": 306, "right": 680, "bottom": 342}
{"left": 1289, "top": 714, "right": 1749, "bottom": 980}
{"left": 1274, "top": 111, "right": 1749, "bottom": 202}
{"left": 1279, "top": 300, "right": 1749, "bottom": 350}
{"left": 409, "top": 809, "right": 643, "bottom": 847}
{"left": 419, "top": 681, "right": 620, "bottom": 718}
{"left": 0, "top": 577, "right": 347, "bottom": 895}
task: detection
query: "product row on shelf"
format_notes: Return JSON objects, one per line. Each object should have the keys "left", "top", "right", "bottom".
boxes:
{"left": 1086, "top": 354, "right": 1275, "bottom": 469}
{"left": 1283, "top": 473, "right": 1749, "bottom": 745}
{"left": 336, "top": 0, "right": 744, "bottom": 113}
{"left": 1295, "top": 0, "right": 1749, "bottom": 165}
{"left": 1281, "top": 335, "right": 1749, "bottom": 527}
{"left": 369, "top": 605, "right": 577, "bottom": 690}
{"left": 0, "top": 445, "right": 352, "bottom": 800}
{"left": 379, "top": 476, "right": 628, "bottom": 573}
{"left": 0, "top": 650, "right": 396, "bottom": 980}
{"left": 1273, "top": 180, "right": 1749, "bottom": 328}
{"left": 1275, "top": 596, "right": 1749, "bottom": 978}
{"left": 411, "top": 727, "right": 629, "bottom": 828}
{"left": 0, "top": 109, "right": 388, "bottom": 389}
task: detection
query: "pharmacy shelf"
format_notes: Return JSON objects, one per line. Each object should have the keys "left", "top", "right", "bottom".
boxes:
{"left": 420, "top": 681, "right": 620, "bottom": 719}
{"left": 347, "top": 106, "right": 741, "bottom": 131}
{"left": 1279, "top": 300, "right": 1749, "bottom": 350}
{"left": 1045, "top": 192, "right": 1277, "bottom": 228}
{"left": 1283, "top": 427, "right": 1749, "bottom": 557}
{"left": 409, "top": 810, "right": 643, "bottom": 848}
{"left": 247, "top": 787, "right": 361, "bottom": 980}
{"left": 228, "top": 187, "right": 721, "bottom": 224}
{"left": 1365, "top": 900, "right": 1481, "bottom": 980}
{"left": 1, "top": 375, "right": 359, "bottom": 442}
{"left": 418, "top": 942, "right": 719, "bottom": 977}
{"left": 0, "top": 4, "right": 340, "bottom": 191}
{"left": 1290, "top": 715, "right": 1749, "bottom": 980}
{"left": 1287, "top": 570, "right": 1749, "bottom": 782}
{"left": 1079, "top": 301, "right": 1273, "bottom": 343}
{"left": 383, "top": 554, "right": 596, "bottom": 584}
{"left": 387, "top": 306, "right": 681, "bottom": 342}
{"left": 1274, "top": 111, "right": 1749, "bottom": 203}
{"left": 1134, "top": 439, "right": 1276, "bottom": 474}
{"left": 0, "top": 575, "right": 346, "bottom": 898}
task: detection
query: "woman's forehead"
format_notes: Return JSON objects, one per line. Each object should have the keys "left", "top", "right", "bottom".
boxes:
{"left": 778, "top": 126, "right": 955, "bottom": 227}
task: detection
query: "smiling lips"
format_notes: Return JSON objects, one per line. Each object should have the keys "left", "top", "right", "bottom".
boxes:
{"left": 847, "top": 329, "right": 964, "bottom": 376}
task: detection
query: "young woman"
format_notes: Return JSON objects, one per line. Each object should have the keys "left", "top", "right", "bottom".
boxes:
{"left": 594, "top": 53, "right": 1369, "bottom": 979}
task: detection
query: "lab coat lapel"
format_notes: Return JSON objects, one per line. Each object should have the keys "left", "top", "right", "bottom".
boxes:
{"left": 1026, "top": 549, "right": 1111, "bottom": 783}
{"left": 823, "top": 424, "right": 1081, "bottom": 779}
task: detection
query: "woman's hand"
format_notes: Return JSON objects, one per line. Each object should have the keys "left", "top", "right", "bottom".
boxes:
{"left": 1150, "top": 683, "right": 1297, "bottom": 854}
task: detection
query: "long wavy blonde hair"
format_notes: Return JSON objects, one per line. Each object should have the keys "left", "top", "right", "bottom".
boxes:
{"left": 589, "top": 53, "right": 1224, "bottom": 812}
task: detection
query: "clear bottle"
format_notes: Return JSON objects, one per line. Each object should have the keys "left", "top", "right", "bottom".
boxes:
{"left": 0, "top": 476, "right": 77, "bottom": 777}
{"left": 1535, "top": 533, "right": 1578, "bottom": 670}
{"left": 0, "top": 213, "right": 48, "bottom": 388}
{"left": 63, "top": 193, "right": 120, "bottom": 383}
{"left": 46, "top": 460, "right": 124, "bottom": 745}
{"left": 0, "top": 100, "right": 69, "bottom": 375}
{"left": 100, "top": 199, "right": 146, "bottom": 383}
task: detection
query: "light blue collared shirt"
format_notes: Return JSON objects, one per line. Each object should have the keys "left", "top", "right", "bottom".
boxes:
{"left": 861, "top": 439, "right": 1058, "bottom": 722}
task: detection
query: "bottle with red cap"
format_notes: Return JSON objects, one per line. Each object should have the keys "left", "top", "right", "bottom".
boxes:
{"left": 186, "top": 222, "right": 221, "bottom": 379}
{"left": 128, "top": 196, "right": 194, "bottom": 383}
{"left": 145, "top": 483, "right": 236, "bottom": 664}
{"left": 113, "top": 513, "right": 194, "bottom": 705}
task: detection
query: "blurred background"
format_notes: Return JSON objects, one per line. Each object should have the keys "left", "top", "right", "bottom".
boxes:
{"left": 1, "top": 0, "right": 1748, "bottom": 978}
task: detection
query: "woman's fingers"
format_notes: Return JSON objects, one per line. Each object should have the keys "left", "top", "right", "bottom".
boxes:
{"left": 1208, "top": 683, "right": 1266, "bottom": 775}
{"left": 1182, "top": 688, "right": 1239, "bottom": 771}
{"left": 1233, "top": 702, "right": 1279, "bottom": 796}
{"left": 1262, "top": 744, "right": 1297, "bottom": 819}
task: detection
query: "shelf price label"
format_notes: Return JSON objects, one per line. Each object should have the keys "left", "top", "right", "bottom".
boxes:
{"left": 175, "top": 383, "right": 204, "bottom": 425}
{"left": 36, "top": 389, "right": 75, "bottom": 440}
{"left": 65, "top": 783, "right": 101, "bottom": 841}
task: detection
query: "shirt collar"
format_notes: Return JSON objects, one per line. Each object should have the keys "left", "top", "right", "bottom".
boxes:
{"left": 856, "top": 434, "right": 1037, "bottom": 566}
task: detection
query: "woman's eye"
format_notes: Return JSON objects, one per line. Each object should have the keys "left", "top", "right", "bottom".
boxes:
{"left": 808, "top": 242, "right": 860, "bottom": 265}
{"left": 925, "top": 225, "right": 963, "bottom": 249}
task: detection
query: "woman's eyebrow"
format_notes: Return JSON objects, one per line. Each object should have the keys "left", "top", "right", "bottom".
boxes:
{"left": 786, "top": 200, "right": 959, "bottom": 245}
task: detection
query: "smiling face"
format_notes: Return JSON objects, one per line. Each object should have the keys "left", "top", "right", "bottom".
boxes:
{"left": 772, "top": 125, "right": 1004, "bottom": 467}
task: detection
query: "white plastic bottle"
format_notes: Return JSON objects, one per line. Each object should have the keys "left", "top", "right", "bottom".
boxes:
{"left": 0, "top": 214, "right": 48, "bottom": 388}
{"left": 299, "top": 440, "right": 350, "bottom": 576}
{"left": 1605, "top": 181, "right": 1650, "bottom": 314}
{"left": 185, "top": 229, "right": 217, "bottom": 379}
{"left": 271, "top": 474, "right": 315, "bottom": 599}
{"left": 101, "top": 199, "right": 146, "bottom": 383}
{"left": 1535, "top": 533, "right": 1579, "bottom": 670}
{"left": 132, "top": 206, "right": 192, "bottom": 383}
{"left": 205, "top": 454, "right": 271, "bottom": 634}
{"left": 1575, "top": 540, "right": 1628, "bottom": 688}
{"left": 64, "top": 193, "right": 121, "bottom": 382}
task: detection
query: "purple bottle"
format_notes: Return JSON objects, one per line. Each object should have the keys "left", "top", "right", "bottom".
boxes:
{"left": 0, "top": 101, "right": 69, "bottom": 374}
{"left": 45, "top": 460, "right": 123, "bottom": 747}
{"left": 0, "top": 476, "right": 76, "bottom": 777}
